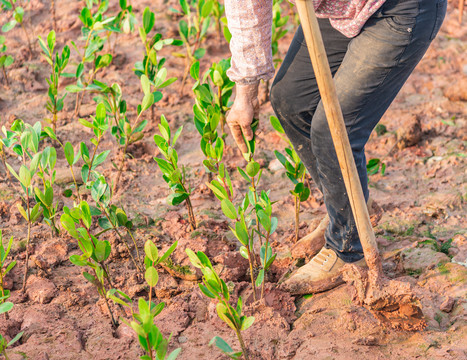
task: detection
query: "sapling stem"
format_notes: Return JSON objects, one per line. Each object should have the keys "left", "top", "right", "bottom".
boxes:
{"left": 114, "top": 111, "right": 143, "bottom": 193}
{"left": 294, "top": 196, "right": 300, "bottom": 243}
{"left": 92, "top": 267, "right": 118, "bottom": 328}
{"left": 261, "top": 231, "right": 271, "bottom": 300}
{"left": 2, "top": 66, "right": 10, "bottom": 87}
{"left": 104, "top": 211, "right": 143, "bottom": 273}
{"left": 246, "top": 246, "right": 257, "bottom": 302}
{"left": 21, "top": 192, "right": 31, "bottom": 293}
{"left": 51, "top": 0, "right": 57, "bottom": 33}
{"left": 185, "top": 197, "right": 196, "bottom": 231}
{"left": 235, "top": 329, "right": 250, "bottom": 360}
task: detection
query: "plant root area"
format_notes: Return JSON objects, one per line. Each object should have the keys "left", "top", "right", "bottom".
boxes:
{"left": 0, "top": 1, "right": 466, "bottom": 359}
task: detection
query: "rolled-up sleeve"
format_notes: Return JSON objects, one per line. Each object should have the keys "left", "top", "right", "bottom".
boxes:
{"left": 225, "top": 0, "right": 275, "bottom": 84}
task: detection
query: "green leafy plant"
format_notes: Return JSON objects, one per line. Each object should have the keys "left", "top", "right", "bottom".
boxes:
{"left": 0, "top": 35, "right": 13, "bottom": 87}
{"left": 171, "top": 0, "right": 214, "bottom": 94}
{"left": 34, "top": 145, "right": 60, "bottom": 237}
{"left": 38, "top": 30, "right": 70, "bottom": 133}
{"left": 3, "top": 120, "right": 43, "bottom": 292}
{"left": 134, "top": 7, "right": 180, "bottom": 121}
{"left": 0, "top": 301, "right": 23, "bottom": 360}
{"left": 60, "top": 199, "right": 118, "bottom": 328}
{"left": 190, "top": 60, "right": 235, "bottom": 202}
{"left": 186, "top": 249, "right": 254, "bottom": 360}
{"left": 270, "top": 115, "right": 310, "bottom": 242}
{"left": 41, "top": 127, "right": 81, "bottom": 201}
{"left": 108, "top": 75, "right": 153, "bottom": 192}
{"left": 211, "top": 0, "right": 224, "bottom": 42}
{"left": 1, "top": 0, "right": 33, "bottom": 55}
{"left": 271, "top": 0, "right": 289, "bottom": 68}
{"left": 366, "top": 158, "right": 386, "bottom": 176}
{"left": 109, "top": 240, "right": 181, "bottom": 360}
{"left": 153, "top": 115, "right": 197, "bottom": 230}
{"left": 65, "top": 0, "right": 116, "bottom": 117}
{"left": 191, "top": 59, "right": 234, "bottom": 135}
{"left": 0, "top": 231, "right": 16, "bottom": 312}
{"left": 105, "top": 0, "right": 137, "bottom": 54}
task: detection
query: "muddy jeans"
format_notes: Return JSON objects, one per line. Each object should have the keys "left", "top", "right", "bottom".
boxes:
{"left": 270, "top": 0, "right": 447, "bottom": 262}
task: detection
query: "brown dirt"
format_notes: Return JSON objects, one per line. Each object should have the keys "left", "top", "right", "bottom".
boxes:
{"left": 0, "top": 1, "right": 466, "bottom": 359}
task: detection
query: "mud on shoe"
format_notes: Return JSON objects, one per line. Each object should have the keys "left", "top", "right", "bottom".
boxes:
{"left": 282, "top": 247, "right": 366, "bottom": 295}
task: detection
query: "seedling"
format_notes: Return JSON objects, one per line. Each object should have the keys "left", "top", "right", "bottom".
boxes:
{"left": 171, "top": 0, "right": 214, "bottom": 94}
{"left": 154, "top": 115, "right": 197, "bottom": 230}
{"left": 65, "top": 1, "right": 116, "bottom": 117}
{"left": 191, "top": 59, "right": 234, "bottom": 135}
{"left": 1, "top": 0, "right": 33, "bottom": 55}
{"left": 0, "top": 301, "right": 23, "bottom": 360}
{"left": 109, "top": 75, "right": 154, "bottom": 192}
{"left": 211, "top": 0, "right": 224, "bottom": 42}
{"left": 0, "top": 231, "right": 16, "bottom": 313}
{"left": 42, "top": 127, "right": 81, "bottom": 201}
{"left": 105, "top": 0, "right": 137, "bottom": 54}
{"left": 34, "top": 146, "right": 60, "bottom": 236}
{"left": 270, "top": 116, "right": 310, "bottom": 242}
{"left": 253, "top": 191, "right": 278, "bottom": 299}
{"left": 0, "top": 36, "right": 13, "bottom": 87}
{"left": 60, "top": 200, "right": 117, "bottom": 328}
{"left": 262, "top": 0, "right": 290, "bottom": 101}
{"left": 109, "top": 240, "right": 181, "bottom": 360}
{"left": 38, "top": 30, "right": 70, "bottom": 132}
{"left": 186, "top": 249, "right": 254, "bottom": 360}
{"left": 3, "top": 120, "right": 43, "bottom": 292}
{"left": 77, "top": 103, "right": 110, "bottom": 186}
{"left": 134, "top": 7, "right": 180, "bottom": 121}
{"left": 271, "top": 0, "right": 289, "bottom": 67}
{"left": 92, "top": 175, "right": 143, "bottom": 273}
{"left": 190, "top": 61, "right": 235, "bottom": 200}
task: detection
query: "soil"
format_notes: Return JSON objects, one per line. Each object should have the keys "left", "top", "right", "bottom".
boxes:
{"left": 0, "top": 1, "right": 466, "bottom": 359}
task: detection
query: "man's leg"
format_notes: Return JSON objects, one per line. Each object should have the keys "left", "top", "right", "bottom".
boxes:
{"left": 283, "top": 0, "right": 446, "bottom": 294}
{"left": 270, "top": 19, "right": 352, "bottom": 193}
{"left": 311, "top": 0, "right": 447, "bottom": 263}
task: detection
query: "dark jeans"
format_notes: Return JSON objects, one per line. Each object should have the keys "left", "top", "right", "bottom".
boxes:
{"left": 270, "top": 0, "right": 447, "bottom": 262}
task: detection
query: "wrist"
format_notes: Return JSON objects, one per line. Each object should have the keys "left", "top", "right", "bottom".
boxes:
{"left": 235, "top": 83, "right": 259, "bottom": 100}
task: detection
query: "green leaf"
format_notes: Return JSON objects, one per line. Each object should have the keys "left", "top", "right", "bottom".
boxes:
{"left": 0, "top": 301, "right": 13, "bottom": 314}
{"left": 144, "top": 240, "right": 158, "bottom": 262}
{"left": 157, "top": 241, "right": 177, "bottom": 264}
{"left": 209, "top": 336, "right": 234, "bottom": 354}
{"left": 270, "top": 115, "right": 285, "bottom": 134}
{"left": 64, "top": 142, "right": 75, "bottom": 166}
{"left": 185, "top": 248, "right": 202, "bottom": 268}
{"left": 141, "top": 93, "right": 154, "bottom": 112}
{"left": 141, "top": 74, "right": 151, "bottom": 95}
{"left": 220, "top": 199, "right": 237, "bottom": 220}
{"left": 7, "top": 331, "right": 23, "bottom": 347}
{"left": 241, "top": 316, "right": 255, "bottom": 331}
{"left": 145, "top": 266, "right": 159, "bottom": 287}
{"left": 255, "top": 269, "right": 264, "bottom": 287}
{"left": 19, "top": 165, "right": 31, "bottom": 188}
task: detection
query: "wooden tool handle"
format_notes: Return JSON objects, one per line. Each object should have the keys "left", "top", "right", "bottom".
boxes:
{"left": 295, "top": 0, "right": 382, "bottom": 270}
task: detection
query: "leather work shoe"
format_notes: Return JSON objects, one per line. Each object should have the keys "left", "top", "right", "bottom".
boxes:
{"left": 291, "top": 197, "right": 382, "bottom": 260}
{"left": 282, "top": 247, "right": 367, "bottom": 295}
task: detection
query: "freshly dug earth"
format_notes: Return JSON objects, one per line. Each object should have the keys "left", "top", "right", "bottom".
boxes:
{"left": 0, "top": 1, "right": 466, "bottom": 359}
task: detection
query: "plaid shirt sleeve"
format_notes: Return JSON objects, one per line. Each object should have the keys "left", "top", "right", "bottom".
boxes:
{"left": 224, "top": 0, "right": 275, "bottom": 84}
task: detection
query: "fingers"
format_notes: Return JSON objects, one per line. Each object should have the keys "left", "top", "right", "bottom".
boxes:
{"left": 229, "top": 123, "right": 248, "bottom": 154}
{"left": 241, "top": 123, "right": 254, "bottom": 142}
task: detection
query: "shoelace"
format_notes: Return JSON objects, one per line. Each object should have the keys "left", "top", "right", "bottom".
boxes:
{"left": 312, "top": 249, "right": 333, "bottom": 266}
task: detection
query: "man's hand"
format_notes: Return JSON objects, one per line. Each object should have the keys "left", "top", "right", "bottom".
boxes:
{"left": 226, "top": 83, "right": 260, "bottom": 154}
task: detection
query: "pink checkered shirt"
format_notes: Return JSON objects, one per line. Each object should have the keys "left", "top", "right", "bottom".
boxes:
{"left": 225, "top": 0, "right": 386, "bottom": 84}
